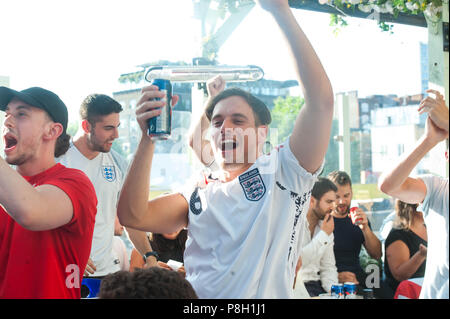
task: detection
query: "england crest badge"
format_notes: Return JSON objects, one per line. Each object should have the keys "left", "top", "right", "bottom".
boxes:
{"left": 239, "top": 168, "right": 266, "bottom": 201}
{"left": 102, "top": 165, "right": 116, "bottom": 182}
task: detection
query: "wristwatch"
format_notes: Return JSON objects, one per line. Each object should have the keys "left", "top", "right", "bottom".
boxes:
{"left": 143, "top": 251, "right": 159, "bottom": 263}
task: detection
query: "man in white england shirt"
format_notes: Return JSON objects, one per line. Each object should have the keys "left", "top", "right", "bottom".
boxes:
{"left": 58, "top": 94, "right": 156, "bottom": 291}
{"left": 118, "top": 0, "right": 334, "bottom": 298}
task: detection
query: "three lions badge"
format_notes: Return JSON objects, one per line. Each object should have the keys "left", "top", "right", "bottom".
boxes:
{"left": 102, "top": 165, "right": 116, "bottom": 182}
{"left": 239, "top": 168, "right": 266, "bottom": 201}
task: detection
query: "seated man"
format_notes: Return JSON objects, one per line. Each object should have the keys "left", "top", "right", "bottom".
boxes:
{"left": 297, "top": 177, "right": 338, "bottom": 296}
{"left": 118, "top": 0, "right": 334, "bottom": 298}
{"left": 327, "top": 171, "right": 382, "bottom": 292}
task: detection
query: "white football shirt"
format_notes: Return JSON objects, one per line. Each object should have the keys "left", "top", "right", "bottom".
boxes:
{"left": 417, "top": 175, "right": 449, "bottom": 299}
{"left": 58, "top": 143, "right": 129, "bottom": 276}
{"left": 181, "top": 138, "right": 322, "bottom": 298}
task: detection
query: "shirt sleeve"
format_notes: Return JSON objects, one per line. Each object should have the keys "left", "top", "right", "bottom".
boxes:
{"left": 320, "top": 241, "right": 338, "bottom": 292}
{"left": 271, "top": 137, "right": 324, "bottom": 194}
{"left": 384, "top": 229, "right": 405, "bottom": 250}
{"left": 45, "top": 168, "right": 97, "bottom": 235}
{"left": 176, "top": 171, "right": 205, "bottom": 210}
{"left": 300, "top": 224, "right": 334, "bottom": 267}
{"left": 417, "top": 174, "right": 449, "bottom": 219}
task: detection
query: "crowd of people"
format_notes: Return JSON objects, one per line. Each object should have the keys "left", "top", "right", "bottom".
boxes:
{"left": 0, "top": 0, "right": 448, "bottom": 299}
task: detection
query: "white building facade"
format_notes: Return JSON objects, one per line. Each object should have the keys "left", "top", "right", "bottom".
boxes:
{"left": 371, "top": 104, "right": 446, "bottom": 178}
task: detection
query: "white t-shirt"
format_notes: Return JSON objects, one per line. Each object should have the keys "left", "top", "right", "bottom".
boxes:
{"left": 180, "top": 138, "right": 322, "bottom": 298}
{"left": 112, "top": 236, "right": 130, "bottom": 272}
{"left": 417, "top": 175, "right": 449, "bottom": 299}
{"left": 58, "top": 143, "right": 128, "bottom": 276}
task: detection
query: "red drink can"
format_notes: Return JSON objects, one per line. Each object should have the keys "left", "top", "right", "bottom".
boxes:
{"left": 349, "top": 207, "right": 363, "bottom": 225}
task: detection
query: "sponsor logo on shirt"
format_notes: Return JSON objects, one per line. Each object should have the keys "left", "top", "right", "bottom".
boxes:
{"left": 190, "top": 187, "right": 203, "bottom": 215}
{"left": 276, "top": 181, "right": 286, "bottom": 191}
{"left": 239, "top": 168, "right": 266, "bottom": 201}
{"left": 287, "top": 190, "right": 312, "bottom": 264}
{"left": 102, "top": 165, "right": 116, "bottom": 182}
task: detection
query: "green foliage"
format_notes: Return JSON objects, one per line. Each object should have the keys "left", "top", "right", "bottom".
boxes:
{"left": 201, "top": 35, "right": 219, "bottom": 61}
{"left": 327, "top": 0, "right": 443, "bottom": 33}
{"left": 322, "top": 119, "right": 340, "bottom": 177}
{"left": 270, "top": 97, "right": 341, "bottom": 177}
{"left": 353, "top": 183, "right": 391, "bottom": 200}
{"left": 270, "top": 95, "right": 305, "bottom": 143}
{"left": 360, "top": 246, "right": 383, "bottom": 274}
{"left": 66, "top": 121, "right": 79, "bottom": 138}
{"left": 330, "top": 13, "right": 349, "bottom": 36}
{"left": 118, "top": 71, "right": 145, "bottom": 84}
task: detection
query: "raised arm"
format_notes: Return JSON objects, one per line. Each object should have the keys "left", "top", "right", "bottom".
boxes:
{"left": 258, "top": 0, "right": 334, "bottom": 173}
{"left": 117, "top": 85, "right": 188, "bottom": 234}
{"left": 380, "top": 92, "right": 449, "bottom": 203}
{"left": 0, "top": 159, "right": 74, "bottom": 231}
{"left": 188, "top": 75, "right": 225, "bottom": 166}
{"left": 418, "top": 89, "right": 449, "bottom": 132}
{"left": 378, "top": 117, "right": 448, "bottom": 204}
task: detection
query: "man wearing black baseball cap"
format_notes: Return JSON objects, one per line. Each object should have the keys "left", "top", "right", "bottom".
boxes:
{"left": 0, "top": 86, "right": 70, "bottom": 157}
{"left": 0, "top": 86, "right": 97, "bottom": 298}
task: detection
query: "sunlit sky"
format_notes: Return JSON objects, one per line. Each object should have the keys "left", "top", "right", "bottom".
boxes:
{"left": 0, "top": 0, "right": 428, "bottom": 123}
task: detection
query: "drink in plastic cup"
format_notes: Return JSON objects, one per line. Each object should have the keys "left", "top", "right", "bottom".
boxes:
{"left": 349, "top": 207, "right": 363, "bottom": 226}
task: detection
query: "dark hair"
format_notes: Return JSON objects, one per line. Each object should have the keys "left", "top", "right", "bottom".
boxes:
{"left": 205, "top": 87, "right": 271, "bottom": 126}
{"left": 311, "top": 177, "right": 338, "bottom": 201}
{"left": 54, "top": 132, "right": 71, "bottom": 157}
{"left": 327, "top": 170, "right": 352, "bottom": 187}
{"left": 41, "top": 111, "right": 71, "bottom": 157}
{"left": 98, "top": 268, "right": 198, "bottom": 299}
{"left": 149, "top": 229, "right": 188, "bottom": 263}
{"left": 393, "top": 199, "right": 419, "bottom": 230}
{"left": 79, "top": 94, "right": 123, "bottom": 125}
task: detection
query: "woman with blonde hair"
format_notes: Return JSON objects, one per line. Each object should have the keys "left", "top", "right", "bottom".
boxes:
{"left": 384, "top": 200, "right": 428, "bottom": 297}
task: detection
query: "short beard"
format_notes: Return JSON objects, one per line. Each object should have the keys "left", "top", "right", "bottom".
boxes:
{"left": 335, "top": 205, "right": 349, "bottom": 216}
{"left": 312, "top": 206, "right": 325, "bottom": 220}
{"left": 87, "top": 135, "right": 110, "bottom": 153}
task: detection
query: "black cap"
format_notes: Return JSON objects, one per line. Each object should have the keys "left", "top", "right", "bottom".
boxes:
{"left": 0, "top": 86, "right": 68, "bottom": 132}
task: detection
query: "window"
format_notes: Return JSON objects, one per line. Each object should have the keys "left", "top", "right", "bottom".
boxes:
{"left": 361, "top": 102, "right": 369, "bottom": 113}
